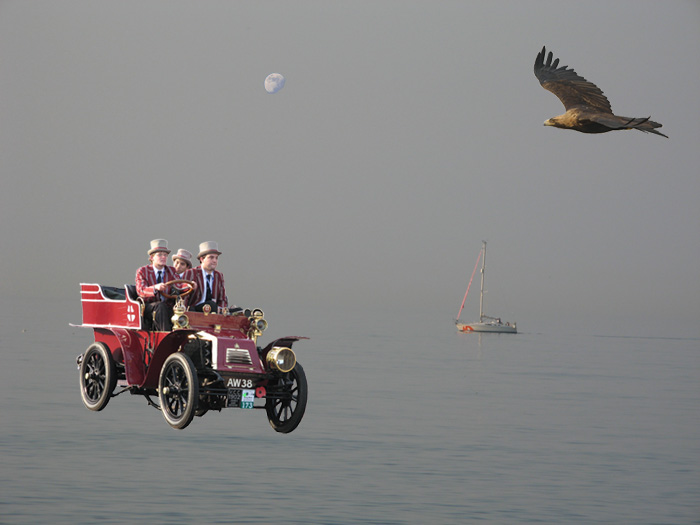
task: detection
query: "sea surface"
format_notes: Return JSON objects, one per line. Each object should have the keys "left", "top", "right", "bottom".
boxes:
{"left": 1, "top": 298, "right": 698, "bottom": 524}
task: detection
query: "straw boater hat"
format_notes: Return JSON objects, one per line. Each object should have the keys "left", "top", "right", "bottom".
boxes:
{"left": 172, "top": 248, "right": 193, "bottom": 268}
{"left": 198, "top": 241, "right": 222, "bottom": 259}
{"left": 148, "top": 239, "right": 171, "bottom": 256}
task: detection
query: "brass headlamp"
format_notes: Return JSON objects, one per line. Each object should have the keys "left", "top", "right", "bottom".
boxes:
{"left": 171, "top": 298, "right": 190, "bottom": 330}
{"left": 266, "top": 346, "right": 296, "bottom": 373}
{"left": 247, "top": 308, "right": 267, "bottom": 342}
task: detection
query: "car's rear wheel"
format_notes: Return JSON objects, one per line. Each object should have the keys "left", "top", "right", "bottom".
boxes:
{"left": 79, "top": 342, "right": 117, "bottom": 411}
{"left": 265, "top": 362, "right": 308, "bottom": 433}
{"left": 159, "top": 352, "right": 199, "bottom": 429}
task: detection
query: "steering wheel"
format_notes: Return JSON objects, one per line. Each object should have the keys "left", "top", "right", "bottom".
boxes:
{"left": 159, "top": 279, "right": 197, "bottom": 299}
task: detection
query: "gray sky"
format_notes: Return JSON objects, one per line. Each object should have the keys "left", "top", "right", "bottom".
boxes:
{"left": 1, "top": 1, "right": 698, "bottom": 336}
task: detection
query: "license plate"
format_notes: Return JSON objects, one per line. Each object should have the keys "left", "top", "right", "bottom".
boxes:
{"left": 227, "top": 388, "right": 255, "bottom": 409}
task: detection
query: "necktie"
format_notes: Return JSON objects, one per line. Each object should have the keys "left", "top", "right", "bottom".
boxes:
{"left": 206, "top": 274, "right": 212, "bottom": 302}
{"left": 157, "top": 270, "right": 163, "bottom": 284}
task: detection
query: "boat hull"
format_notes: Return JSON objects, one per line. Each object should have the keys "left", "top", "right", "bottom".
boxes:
{"left": 456, "top": 322, "right": 517, "bottom": 334}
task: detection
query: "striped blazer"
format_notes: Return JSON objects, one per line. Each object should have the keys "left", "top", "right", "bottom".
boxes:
{"left": 183, "top": 267, "right": 228, "bottom": 309}
{"left": 135, "top": 265, "right": 180, "bottom": 303}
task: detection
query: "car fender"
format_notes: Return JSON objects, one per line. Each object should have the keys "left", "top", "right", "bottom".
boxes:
{"left": 109, "top": 328, "right": 195, "bottom": 388}
{"left": 142, "top": 330, "right": 198, "bottom": 388}
{"left": 260, "top": 336, "right": 309, "bottom": 355}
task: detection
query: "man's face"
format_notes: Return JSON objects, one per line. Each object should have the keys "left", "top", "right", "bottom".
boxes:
{"left": 201, "top": 253, "right": 218, "bottom": 272}
{"left": 151, "top": 251, "right": 168, "bottom": 270}
{"left": 173, "top": 259, "right": 188, "bottom": 274}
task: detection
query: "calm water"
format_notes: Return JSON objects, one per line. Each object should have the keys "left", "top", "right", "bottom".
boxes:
{"left": 1, "top": 298, "right": 698, "bottom": 524}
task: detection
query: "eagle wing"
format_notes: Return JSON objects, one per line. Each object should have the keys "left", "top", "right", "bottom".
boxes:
{"left": 534, "top": 46, "right": 613, "bottom": 113}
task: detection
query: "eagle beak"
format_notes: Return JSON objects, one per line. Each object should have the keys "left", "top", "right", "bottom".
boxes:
{"left": 544, "top": 119, "right": 553, "bottom": 127}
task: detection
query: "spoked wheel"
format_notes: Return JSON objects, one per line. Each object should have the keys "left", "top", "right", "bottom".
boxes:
{"left": 159, "top": 352, "right": 199, "bottom": 429}
{"left": 265, "top": 362, "right": 308, "bottom": 433}
{"left": 79, "top": 342, "right": 117, "bottom": 411}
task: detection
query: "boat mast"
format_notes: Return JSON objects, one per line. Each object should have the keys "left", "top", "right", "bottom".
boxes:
{"left": 479, "top": 241, "right": 486, "bottom": 322}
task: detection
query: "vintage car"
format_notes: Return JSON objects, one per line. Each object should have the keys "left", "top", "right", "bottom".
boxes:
{"left": 73, "top": 281, "right": 308, "bottom": 432}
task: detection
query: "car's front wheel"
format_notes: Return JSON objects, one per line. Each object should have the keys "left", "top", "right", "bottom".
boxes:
{"left": 159, "top": 352, "right": 199, "bottom": 429}
{"left": 265, "top": 362, "right": 308, "bottom": 433}
{"left": 79, "top": 342, "right": 117, "bottom": 411}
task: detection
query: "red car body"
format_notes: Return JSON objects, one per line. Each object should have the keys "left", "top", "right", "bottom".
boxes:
{"left": 74, "top": 283, "right": 307, "bottom": 432}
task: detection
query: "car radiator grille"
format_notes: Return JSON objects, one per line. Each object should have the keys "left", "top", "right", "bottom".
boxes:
{"left": 226, "top": 347, "right": 253, "bottom": 366}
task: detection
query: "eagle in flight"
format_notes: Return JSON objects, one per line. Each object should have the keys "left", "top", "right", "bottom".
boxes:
{"left": 534, "top": 47, "right": 667, "bottom": 138}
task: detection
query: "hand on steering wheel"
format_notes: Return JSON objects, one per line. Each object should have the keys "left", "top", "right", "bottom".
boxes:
{"left": 159, "top": 279, "right": 197, "bottom": 299}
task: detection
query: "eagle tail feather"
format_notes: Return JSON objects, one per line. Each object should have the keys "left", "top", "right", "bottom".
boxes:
{"left": 628, "top": 116, "right": 667, "bottom": 138}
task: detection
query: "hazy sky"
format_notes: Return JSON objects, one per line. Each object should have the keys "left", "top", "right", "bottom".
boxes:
{"left": 1, "top": 1, "right": 698, "bottom": 336}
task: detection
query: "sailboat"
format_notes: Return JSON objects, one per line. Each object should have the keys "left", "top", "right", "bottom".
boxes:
{"left": 455, "top": 241, "right": 517, "bottom": 333}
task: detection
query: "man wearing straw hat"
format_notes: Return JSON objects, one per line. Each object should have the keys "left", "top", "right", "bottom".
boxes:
{"left": 135, "top": 239, "right": 179, "bottom": 331}
{"left": 184, "top": 241, "right": 228, "bottom": 312}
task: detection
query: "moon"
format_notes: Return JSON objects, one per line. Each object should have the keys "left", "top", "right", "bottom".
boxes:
{"left": 264, "top": 73, "right": 285, "bottom": 94}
